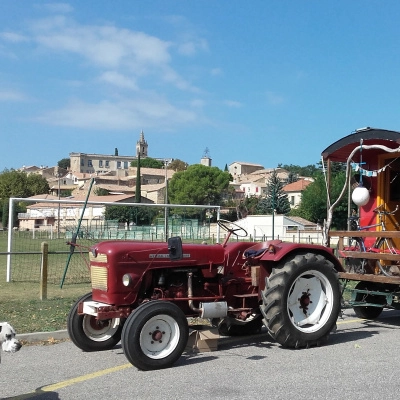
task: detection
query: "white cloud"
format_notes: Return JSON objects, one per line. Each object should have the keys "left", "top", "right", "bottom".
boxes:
{"left": 178, "top": 38, "right": 208, "bottom": 56}
{"left": 266, "top": 91, "right": 285, "bottom": 105}
{"left": 0, "top": 32, "right": 29, "bottom": 43}
{"left": 224, "top": 100, "right": 242, "bottom": 108}
{"left": 190, "top": 99, "right": 205, "bottom": 108}
{"left": 99, "top": 71, "right": 138, "bottom": 90}
{"left": 39, "top": 3, "right": 74, "bottom": 13}
{"left": 23, "top": 16, "right": 203, "bottom": 92}
{"left": 36, "top": 96, "right": 198, "bottom": 130}
{"left": 162, "top": 66, "right": 200, "bottom": 92}
{"left": 211, "top": 68, "right": 223, "bottom": 76}
{"left": 3, "top": 12, "right": 212, "bottom": 129}
{"left": 30, "top": 18, "right": 172, "bottom": 69}
{"left": 0, "top": 90, "right": 28, "bottom": 102}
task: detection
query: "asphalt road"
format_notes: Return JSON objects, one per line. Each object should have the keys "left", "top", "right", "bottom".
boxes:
{"left": 2, "top": 309, "right": 400, "bottom": 400}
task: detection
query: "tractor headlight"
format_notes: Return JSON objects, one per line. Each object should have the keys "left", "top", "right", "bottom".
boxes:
{"left": 122, "top": 274, "right": 132, "bottom": 287}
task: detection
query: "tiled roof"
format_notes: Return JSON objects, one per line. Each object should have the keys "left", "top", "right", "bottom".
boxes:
{"left": 229, "top": 161, "right": 264, "bottom": 167}
{"left": 286, "top": 216, "right": 317, "bottom": 227}
{"left": 283, "top": 179, "right": 312, "bottom": 192}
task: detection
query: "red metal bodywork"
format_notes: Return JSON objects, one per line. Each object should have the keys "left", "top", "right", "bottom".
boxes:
{"left": 87, "top": 238, "right": 343, "bottom": 321}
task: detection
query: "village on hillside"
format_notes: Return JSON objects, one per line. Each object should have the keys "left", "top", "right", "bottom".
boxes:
{"left": 14, "top": 131, "right": 318, "bottom": 241}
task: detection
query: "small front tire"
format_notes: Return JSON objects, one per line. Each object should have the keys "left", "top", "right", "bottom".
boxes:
{"left": 67, "top": 292, "right": 122, "bottom": 352}
{"left": 121, "top": 301, "right": 189, "bottom": 371}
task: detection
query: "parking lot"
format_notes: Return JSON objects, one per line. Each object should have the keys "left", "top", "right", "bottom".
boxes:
{"left": 2, "top": 309, "right": 400, "bottom": 400}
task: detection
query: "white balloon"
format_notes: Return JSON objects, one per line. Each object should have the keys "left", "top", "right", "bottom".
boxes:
{"left": 352, "top": 185, "right": 370, "bottom": 206}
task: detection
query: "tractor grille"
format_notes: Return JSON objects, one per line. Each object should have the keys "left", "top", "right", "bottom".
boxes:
{"left": 90, "top": 266, "right": 108, "bottom": 291}
{"left": 89, "top": 252, "right": 108, "bottom": 263}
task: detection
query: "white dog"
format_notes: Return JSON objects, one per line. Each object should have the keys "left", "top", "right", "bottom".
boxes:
{"left": 0, "top": 322, "right": 22, "bottom": 363}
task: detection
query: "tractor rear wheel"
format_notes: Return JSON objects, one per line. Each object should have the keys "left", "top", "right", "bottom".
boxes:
{"left": 260, "top": 252, "right": 341, "bottom": 348}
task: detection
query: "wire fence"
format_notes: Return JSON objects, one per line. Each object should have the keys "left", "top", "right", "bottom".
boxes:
{"left": 2, "top": 197, "right": 331, "bottom": 285}
{"left": 0, "top": 231, "right": 90, "bottom": 284}
{"left": 3, "top": 199, "right": 222, "bottom": 284}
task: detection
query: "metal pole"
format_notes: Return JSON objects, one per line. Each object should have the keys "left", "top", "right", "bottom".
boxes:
{"left": 57, "top": 174, "right": 61, "bottom": 239}
{"left": 40, "top": 242, "right": 48, "bottom": 300}
{"left": 164, "top": 160, "right": 169, "bottom": 241}
{"left": 272, "top": 194, "right": 275, "bottom": 240}
{"left": 6, "top": 197, "right": 13, "bottom": 282}
{"left": 60, "top": 178, "right": 94, "bottom": 288}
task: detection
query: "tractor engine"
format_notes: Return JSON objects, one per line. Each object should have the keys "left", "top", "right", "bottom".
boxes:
{"left": 148, "top": 268, "right": 226, "bottom": 318}
{"left": 150, "top": 268, "right": 200, "bottom": 300}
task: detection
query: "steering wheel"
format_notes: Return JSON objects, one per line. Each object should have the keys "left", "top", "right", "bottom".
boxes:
{"left": 217, "top": 219, "right": 248, "bottom": 238}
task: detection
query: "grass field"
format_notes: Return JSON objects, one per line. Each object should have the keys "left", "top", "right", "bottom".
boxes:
{"left": 0, "top": 231, "right": 92, "bottom": 334}
{"left": 0, "top": 231, "right": 357, "bottom": 335}
{"left": 0, "top": 230, "right": 208, "bottom": 334}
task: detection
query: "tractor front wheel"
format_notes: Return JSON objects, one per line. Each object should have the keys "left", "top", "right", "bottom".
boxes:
{"left": 67, "top": 292, "right": 123, "bottom": 352}
{"left": 121, "top": 301, "right": 189, "bottom": 371}
{"left": 260, "top": 253, "right": 341, "bottom": 348}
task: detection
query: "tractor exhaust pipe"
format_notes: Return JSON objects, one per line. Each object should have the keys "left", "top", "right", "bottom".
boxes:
{"left": 187, "top": 272, "right": 228, "bottom": 318}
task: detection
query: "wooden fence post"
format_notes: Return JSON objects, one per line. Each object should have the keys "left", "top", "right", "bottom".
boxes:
{"left": 40, "top": 242, "right": 48, "bottom": 300}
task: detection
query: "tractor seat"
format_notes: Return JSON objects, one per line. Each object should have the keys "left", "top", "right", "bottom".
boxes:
{"left": 243, "top": 242, "right": 269, "bottom": 259}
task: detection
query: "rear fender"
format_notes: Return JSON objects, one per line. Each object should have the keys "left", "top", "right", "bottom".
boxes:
{"left": 258, "top": 241, "right": 344, "bottom": 273}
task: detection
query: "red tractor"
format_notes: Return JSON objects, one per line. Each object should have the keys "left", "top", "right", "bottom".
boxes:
{"left": 68, "top": 219, "right": 343, "bottom": 370}
{"left": 68, "top": 127, "right": 400, "bottom": 371}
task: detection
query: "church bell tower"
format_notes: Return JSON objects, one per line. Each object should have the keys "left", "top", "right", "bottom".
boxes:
{"left": 136, "top": 130, "right": 148, "bottom": 157}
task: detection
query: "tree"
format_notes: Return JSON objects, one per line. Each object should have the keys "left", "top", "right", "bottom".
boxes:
{"left": 286, "top": 171, "right": 299, "bottom": 184}
{"left": 0, "top": 169, "right": 48, "bottom": 199}
{"left": 135, "top": 153, "right": 141, "bottom": 203}
{"left": 0, "top": 169, "right": 50, "bottom": 228}
{"left": 290, "top": 170, "right": 348, "bottom": 229}
{"left": 27, "top": 174, "right": 50, "bottom": 196}
{"left": 236, "top": 195, "right": 259, "bottom": 218}
{"left": 0, "top": 169, "right": 31, "bottom": 199}
{"left": 2, "top": 201, "right": 9, "bottom": 229}
{"left": 168, "top": 159, "right": 188, "bottom": 172}
{"left": 115, "top": 148, "right": 119, "bottom": 156}
{"left": 168, "top": 164, "right": 231, "bottom": 206}
{"left": 94, "top": 187, "right": 110, "bottom": 196}
{"left": 131, "top": 157, "right": 163, "bottom": 169}
{"left": 104, "top": 205, "right": 157, "bottom": 227}
{"left": 58, "top": 158, "right": 70, "bottom": 169}
{"left": 257, "top": 169, "right": 291, "bottom": 215}
{"left": 278, "top": 163, "right": 320, "bottom": 177}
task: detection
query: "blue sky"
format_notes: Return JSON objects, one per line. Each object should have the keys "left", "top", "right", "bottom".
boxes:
{"left": 1, "top": 1, "right": 400, "bottom": 172}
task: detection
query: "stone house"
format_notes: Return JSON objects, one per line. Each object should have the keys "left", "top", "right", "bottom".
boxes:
{"left": 18, "top": 194, "right": 153, "bottom": 231}
{"left": 282, "top": 178, "right": 313, "bottom": 208}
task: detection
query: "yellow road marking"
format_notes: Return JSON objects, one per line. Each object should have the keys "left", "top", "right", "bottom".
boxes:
{"left": 9, "top": 316, "right": 386, "bottom": 398}
{"left": 41, "top": 363, "right": 132, "bottom": 392}
{"left": 41, "top": 319, "right": 367, "bottom": 392}
{"left": 337, "top": 318, "right": 364, "bottom": 325}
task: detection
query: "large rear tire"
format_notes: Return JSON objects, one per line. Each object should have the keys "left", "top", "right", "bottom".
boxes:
{"left": 67, "top": 292, "right": 123, "bottom": 352}
{"left": 260, "top": 253, "right": 341, "bottom": 348}
{"left": 121, "top": 301, "right": 189, "bottom": 371}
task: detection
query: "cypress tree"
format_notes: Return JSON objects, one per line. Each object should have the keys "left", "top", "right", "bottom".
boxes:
{"left": 135, "top": 153, "right": 141, "bottom": 203}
